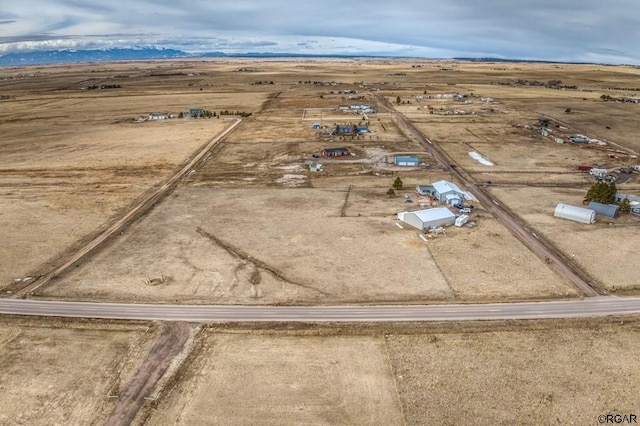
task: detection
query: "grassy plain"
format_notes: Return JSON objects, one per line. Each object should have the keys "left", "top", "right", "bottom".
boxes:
{"left": 0, "top": 318, "right": 158, "bottom": 425}
{"left": 2, "top": 58, "right": 640, "bottom": 424}
{"left": 139, "top": 318, "right": 640, "bottom": 425}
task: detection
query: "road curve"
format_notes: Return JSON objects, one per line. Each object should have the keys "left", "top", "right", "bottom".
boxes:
{"left": 0, "top": 298, "right": 639, "bottom": 322}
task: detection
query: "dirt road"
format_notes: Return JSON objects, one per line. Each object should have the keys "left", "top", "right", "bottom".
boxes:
{"left": 104, "top": 322, "right": 193, "bottom": 426}
{"left": 377, "top": 95, "right": 602, "bottom": 297}
{"left": 9, "top": 118, "right": 243, "bottom": 298}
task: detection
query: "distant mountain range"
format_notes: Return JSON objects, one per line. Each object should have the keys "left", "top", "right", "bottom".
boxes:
{"left": 0, "top": 48, "right": 618, "bottom": 67}
{"left": 0, "top": 48, "right": 373, "bottom": 67}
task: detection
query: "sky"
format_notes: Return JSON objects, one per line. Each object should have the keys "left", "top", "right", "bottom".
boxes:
{"left": 1, "top": 0, "right": 639, "bottom": 63}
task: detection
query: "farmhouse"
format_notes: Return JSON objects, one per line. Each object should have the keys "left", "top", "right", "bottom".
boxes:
{"left": 395, "top": 156, "right": 419, "bottom": 166}
{"left": 397, "top": 207, "right": 456, "bottom": 231}
{"left": 415, "top": 180, "right": 477, "bottom": 206}
{"left": 188, "top": 108, "right": 205, "bottom": 118}
{"left": 588, "top": 202, "right": 619, "bottom": 218}
{"left": 614, "top": 193, "right": 640, "bottom": 204}
{"left": 148, "top": 112, "right": 169, "bottom": 120}
{"left": 320, "top": 147, "right": 350, "bottom": 157}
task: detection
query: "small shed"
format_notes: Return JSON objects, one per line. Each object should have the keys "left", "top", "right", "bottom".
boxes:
{"left": 398, "top": 207, "right": 456, "bottom": 231}
{"left": 312, "top": 122, "right": 321, "bottom": 129}
{"left": 588, "top": 202, "right": 619, "bottom": 218}
{"left": 554, "top": 203, "right": 596, "bottom": 224}
{"left": 395, "top": 156, "right": 419, "bottom": 167}
{"left": 631, "top": 206, "right": 640, "bottom": 216}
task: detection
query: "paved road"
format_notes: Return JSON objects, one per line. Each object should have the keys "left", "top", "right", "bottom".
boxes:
{"left": 1, "top": 298, "right": 639, "bottom": 322}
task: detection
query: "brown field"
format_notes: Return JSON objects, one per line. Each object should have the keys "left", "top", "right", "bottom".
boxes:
{"left": 144, "top": 332, "right": 404, "bottom": 425}
{"left": 0, "top": 318, "right": 158, "bottom": 426}
{"left": 2, "top": 59, "right": 640, "bottom": 424}
{"left": 138, "top": 318, "right": 640, "bottom": 425}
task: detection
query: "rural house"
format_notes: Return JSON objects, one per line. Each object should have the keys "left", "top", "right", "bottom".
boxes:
{"left": 188, "top": 108, "right": 205, "bottom": 118}
{"left": 321, "top": 147, "right": 350, "bottom": 157}
{"left": 415, "top": 180, "right": 477, "bottom": 206}
{"left": 148, "top": 112, "right": 169, "bottom": 120}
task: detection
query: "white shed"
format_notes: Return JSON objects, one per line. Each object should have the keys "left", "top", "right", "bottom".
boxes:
{"left": 398, "top": 207, "right": 456, "bottom": 230}
{"left": 554, "top": 203, "right": 596, "bottom": 224}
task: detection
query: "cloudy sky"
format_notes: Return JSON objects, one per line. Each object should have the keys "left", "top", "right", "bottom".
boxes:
{"left": 1, "top": 0, "right": 639, "bottom": 63}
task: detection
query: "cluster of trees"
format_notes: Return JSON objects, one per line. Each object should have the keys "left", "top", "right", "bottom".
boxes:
{"left": 219, "top": 110, "right": 252, "bottom": 117}
{"left": 585, "top": 182, "right": 617, "bottom": 204}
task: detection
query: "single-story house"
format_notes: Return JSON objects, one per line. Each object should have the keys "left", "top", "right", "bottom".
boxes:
{"left": 415, "top": 180, "right": 477, "bottom": 206}
{"left": 189, "top": 108, "right": 205, "bottom": 118}
{"left": 395, "top": 156, "right": 419, "bottom": 167}
{"left": 338, "top": 105, "right": 350, "bottom": 111}
{"left": 148, "top": 112, "right": 169, "bottom": 120}
{"left": 357, "top": 126, "right": 369, "bottom": 133}
{"left": 321, "top": 147, "right": 350, "bottom": 157}
{"left": 312, "top": 122, "right": 321, "bottom": 129}
{"left": 615, "top": 193, "right": 640, "bottom": 204}
{"left": 631, "top": 206, "right": 640, "bottom": 216}
{"left": 588, "top": 202, "right": 619, "bottom": 218}
{"left": 397, "top": 207, "right": 456, "bottom": 231}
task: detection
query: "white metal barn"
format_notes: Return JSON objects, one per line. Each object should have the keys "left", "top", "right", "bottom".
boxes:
{"left": 554, "top": 203, "right": 596, "bottom": 224}
{"left": 398, "top": 207, "right": 456, "bottom": 230}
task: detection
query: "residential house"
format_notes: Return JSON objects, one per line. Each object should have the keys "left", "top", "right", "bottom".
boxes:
{"left": 321, "top": 147, "right": 350, "bottom": 157}
{"left": 415, "top": 180, "right": 477, "bottom": 206}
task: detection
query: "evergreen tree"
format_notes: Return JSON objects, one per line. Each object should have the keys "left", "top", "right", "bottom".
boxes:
{"left": 392, "top": 176, "right": 403, "bottom": 190}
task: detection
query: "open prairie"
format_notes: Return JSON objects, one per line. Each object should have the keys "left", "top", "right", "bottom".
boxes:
{"left": 2, "top": 58, "right": 640, "bottom": 425}
{"left": 0, "top": 318, "right": 159, "bottom": 426}
{"left": 139, "top": 318, "right": 640, "bottom": 426}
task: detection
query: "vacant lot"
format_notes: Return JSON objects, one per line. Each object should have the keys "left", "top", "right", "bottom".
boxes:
{"left": 139, "top": 318, "right": 640, "bottom": 425}
{"left": 387, "top": 320, "right": 640, "bottom": 425}
{"left": 0, "top": 319, "right": 158, "bottom": 426}
{"left": 41, "top": 186, "right": 453, "bottom": 304}
{"left": 144, "top": 332, "right": 403, "bottom": 426}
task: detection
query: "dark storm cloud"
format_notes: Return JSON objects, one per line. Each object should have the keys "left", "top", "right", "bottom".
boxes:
{"left": 0, "top": 0, "right": 639, "bottom": 63}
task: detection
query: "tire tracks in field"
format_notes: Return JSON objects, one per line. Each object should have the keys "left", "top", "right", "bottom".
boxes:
{"left": 195, "top": 227, "right": 330, "bottom": 297}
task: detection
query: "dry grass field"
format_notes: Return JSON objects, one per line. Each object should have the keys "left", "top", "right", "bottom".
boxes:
{"left": 138, "top": 318, "right": 640, "bottom": 425}
{"left": 0, "top": 318, "right": 159, "bottom": 426}
{"left": 2, "top": 58, "right": 640, "bottom": 425}
{"left": 387, "top": 319, "right": 640, "bottom": 425}
{"left": 144, "top": 332, "right": 404, "bottom": 425}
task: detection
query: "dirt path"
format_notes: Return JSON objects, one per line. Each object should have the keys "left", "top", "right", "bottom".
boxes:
{"left": 104, "top": 322, "right": 193, "bottom": 426}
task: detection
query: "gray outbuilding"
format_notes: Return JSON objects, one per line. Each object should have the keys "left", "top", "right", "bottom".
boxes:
{"left": 587, "top": 202, "right": 619, "bottom": 218}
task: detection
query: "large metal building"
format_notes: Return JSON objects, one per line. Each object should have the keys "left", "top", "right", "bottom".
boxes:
{"left": 397, "top": 207, "right": 456, "bottom": 230}
{"left": 554, "top": 203, "right": 596, "bottom": 224}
